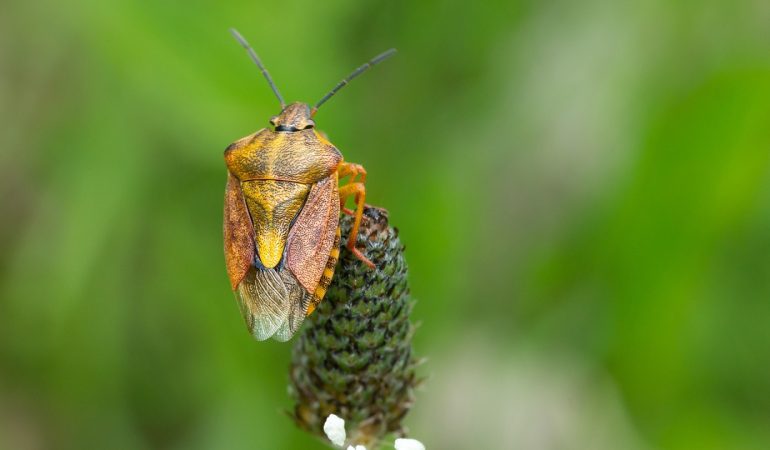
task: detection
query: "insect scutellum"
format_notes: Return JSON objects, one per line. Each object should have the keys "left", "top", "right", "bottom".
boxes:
{"left": 229, "top": 28, "right": 397, "bottom": 128}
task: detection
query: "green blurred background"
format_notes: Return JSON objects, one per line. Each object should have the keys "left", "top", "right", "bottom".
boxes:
{"left": 2, "top": 0, "right": 770, "bottom": 449}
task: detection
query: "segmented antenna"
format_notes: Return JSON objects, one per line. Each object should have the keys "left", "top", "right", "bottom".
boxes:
{"left": 230, "top": 28, "right": 285, "bottom": 108}
{"left": 311, "top": 48, "right": 397, "bottom": 116}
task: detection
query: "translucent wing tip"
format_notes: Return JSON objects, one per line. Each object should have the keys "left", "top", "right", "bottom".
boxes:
{"left": 234, "top": 267, "right": 311, "bottom": 341}
{"left": 273, "top": 271, "right": 312, "bottom": 341}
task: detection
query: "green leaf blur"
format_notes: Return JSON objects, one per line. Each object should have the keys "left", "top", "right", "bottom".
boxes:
{"left": 1, "top": 0, "right": 769, "bottom": 449}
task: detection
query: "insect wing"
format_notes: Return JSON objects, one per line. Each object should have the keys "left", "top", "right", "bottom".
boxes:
{"left": 224, "top": 172, "right": 255, "bottom": 290}
{"left": 224, "top": 170, "right": 319, "bottom": 341}
{"left": 272, "top": 270, "right": 313, "bottom": 342}
{"left": 286, "top": 175, "right": 340, "bottom": 295}
{"left": 235, "top": 267, "right": 290, "bottom": 340}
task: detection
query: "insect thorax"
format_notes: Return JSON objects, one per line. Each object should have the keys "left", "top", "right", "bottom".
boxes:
{"left": 225, "top": 128, "right": 342, "bottom": 184}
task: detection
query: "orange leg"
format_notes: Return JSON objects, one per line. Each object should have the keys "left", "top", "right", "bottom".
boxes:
{"left": 338, "top": 180, "right": 375, "bottom": 269}
{"left": 338, "top": 162, "right": 367, "bottom": 183}
{"left": 337, "top": 162, "right": 367, "bottom": 216}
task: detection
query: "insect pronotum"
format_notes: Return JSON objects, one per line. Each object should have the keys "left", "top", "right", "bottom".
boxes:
{"left": 223, "top": 28, "right": 396, "bottom": 341}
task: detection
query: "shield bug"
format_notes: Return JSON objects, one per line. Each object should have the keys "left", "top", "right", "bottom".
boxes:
{"left": 223, "top": 28, "right": 396, "bottom": 341}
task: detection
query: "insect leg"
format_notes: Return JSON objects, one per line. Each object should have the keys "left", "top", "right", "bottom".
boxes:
{"left": 338, "top": 182, "right": 375, "bottom": 269}
{"left": 338, "top": 162, "right": 367, "bottom": 183}
{"left": 337, "top": 162, "right": 368, "bottom": 215}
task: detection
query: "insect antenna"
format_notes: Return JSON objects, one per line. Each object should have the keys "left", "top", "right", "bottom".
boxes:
{"left": 230, "top": 28, "right": 286, "bottom": 109}
{"left": 311, "top": 48, "right": 397, "bottom": 116}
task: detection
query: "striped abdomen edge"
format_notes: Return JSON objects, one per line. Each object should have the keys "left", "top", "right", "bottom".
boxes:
{"left": 307, "top": 226, "right": 341, "bottom": 315}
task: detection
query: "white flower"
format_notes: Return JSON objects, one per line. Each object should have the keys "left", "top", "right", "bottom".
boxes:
{"left": 324, "top": 413, "right": 423, "bottom": 450}
{"left": 395, "top": 438, "right": 425, "bottom": 450}
{"left": 323, "top": 414, "right": 347, "bottom": 447}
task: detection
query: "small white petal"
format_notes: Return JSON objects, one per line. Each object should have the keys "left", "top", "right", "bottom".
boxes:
{"left": 347, "top": 446, "right": 366, "bottom": 450}
{"left": 395, "top": 438, "right": 425, "bottom": 450}
{"left": 323, "top": 414, "right": 346, "bottom": 447}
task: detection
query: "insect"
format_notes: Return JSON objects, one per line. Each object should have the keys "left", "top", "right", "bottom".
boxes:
{"left": 223, "top": 28, "right": 396, "bottom": 341}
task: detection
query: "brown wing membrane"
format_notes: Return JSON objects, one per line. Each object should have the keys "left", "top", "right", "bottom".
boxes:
{"left": 272, "top": 270, "right": 313, "bottom": 342}
{"left": 235, "top": 267, "right": 289, "bottom": 340}
{"left": 234, "top": 265, "right": 313, "bottom": 341}
{"left": 286, "top": 174, "right": 340, "bottom": 295}
{"left": 224, "top": 171, "right": 254, "bottom": 290}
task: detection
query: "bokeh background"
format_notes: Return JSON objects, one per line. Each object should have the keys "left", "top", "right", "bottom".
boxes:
{"left": 2, "top": 0, "right": 770, "bottom": 449}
